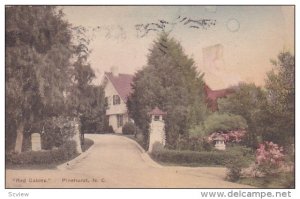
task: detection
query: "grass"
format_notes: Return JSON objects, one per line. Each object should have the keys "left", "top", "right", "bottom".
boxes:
{"left": 6, "top": 138, "right": 94, "bottom": 170}
{"left": 81, "top": 138, "right": 94, "bottom": 152}
{"left": 237, "top": 172, "right": 295, "bottom": 188}
{"left": 155, "top": 161, "right": 224, "bottom": 167}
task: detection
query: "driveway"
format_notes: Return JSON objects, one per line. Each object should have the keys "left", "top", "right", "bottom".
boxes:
{"left": 6, "top": 134, "right": 253, "bottom": 188}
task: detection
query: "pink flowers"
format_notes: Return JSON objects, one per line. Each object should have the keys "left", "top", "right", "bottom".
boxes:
{"left": 256, "top": 141, "right": 284, "bottom": 168}
{"left": 207, "top": 129, "right": 246, "bottom": 143}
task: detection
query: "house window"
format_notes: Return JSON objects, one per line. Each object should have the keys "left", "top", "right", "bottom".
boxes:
{"left": 117, "top": 114, "right": 124, "bottom": 128}
{"left": 113, "top": 95, "right": 121, "bottom": 105}
{"left": 154, "top": 115, "right": 160, "bottom": 121}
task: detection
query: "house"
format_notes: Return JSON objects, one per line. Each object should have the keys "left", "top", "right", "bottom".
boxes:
{"left": 102, "top": 70, "right": 234, "bottom": 133}
{"left": 103, "top": 71, "right": 134, "bottom": 133}
{"left": 204, "top": 84, "right": 235, "bottom": 111}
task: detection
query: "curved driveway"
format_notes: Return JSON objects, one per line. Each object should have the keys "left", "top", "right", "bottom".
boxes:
{"left": 6, "top": 134, "right": 252, "bottom": 188}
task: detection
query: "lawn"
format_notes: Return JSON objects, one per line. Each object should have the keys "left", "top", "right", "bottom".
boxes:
{"left": 237, "top": 172, "right": 295, "bottom": 188}
{"left": 6, "top": 138, "right": 94, "bottom": 170}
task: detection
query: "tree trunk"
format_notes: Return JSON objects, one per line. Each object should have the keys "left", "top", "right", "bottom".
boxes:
{"left": 14, "top": 121, "right": 24, "bottom": 154}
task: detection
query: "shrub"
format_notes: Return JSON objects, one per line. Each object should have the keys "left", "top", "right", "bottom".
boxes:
{"left": 188, "top": 125, "right": 206, "bottom": 138}
{"left": 176, "top": 136, "right": 213, "bottom": 151}
{"left": 105, "top": 125, "right": 115, "bottom": 134}
{"left": 193, "top": 113, "right": 248, "bottom": 136}
{"left": 226, "top": 157, "right": 251, "bottom": 182}
{"left": 255, "top": 141, "right": 285, "bottom": 176}
{"left": 134, "top": 127, "right": 148, "bottom": 150}
{"left": 207, "top": 130, "right": 247, "bottom": 144}
{"left": 225, "top": 145, "right": 255, "bottom": 181}
{"left": 152, "top": 141, "right": 164, "bottom": 152}
{"left": 150, "top": 149, "right": 243, "bottom": 166}
{"left": 82, "top": 138, "right": 94, "bottom": 152}
{"left": 122, "top": 122, "right": 136, "bottom": 135}
{"left": 41, "top": 116, "right": 80, "bottom": 150}
{"left": 6, "top": 141, "right": 78, "bottom": 165}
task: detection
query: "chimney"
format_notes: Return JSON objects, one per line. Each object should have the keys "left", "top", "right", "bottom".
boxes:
{"left": 110, "top": 66, "right": 118, "bottom": 77}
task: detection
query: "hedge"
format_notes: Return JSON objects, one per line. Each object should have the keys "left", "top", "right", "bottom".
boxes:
{"left": 150, "top": 149, "right": 245, "bottom": 166}
{"left": 6, "top": 141, "right": 78, "bottom": 165}
{"left": 122, "top": 122, "right": 136, "bottom": 135}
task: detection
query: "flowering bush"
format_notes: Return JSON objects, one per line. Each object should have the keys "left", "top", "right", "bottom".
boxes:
{"left": 255, "top": 141, "right": 285, "bottom": 176}
{"left": 207, "top": 129, "right": 246, "bottom": 143}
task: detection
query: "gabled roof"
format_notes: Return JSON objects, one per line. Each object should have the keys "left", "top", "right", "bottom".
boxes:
{"left": 148, "top": 107, "right": 167, "bottom": 115}
{"left": 204, "top": 84, "right": 235, "bottom": 111}
{"left": 104, "top": 72, "right": 134, "bottom": 103}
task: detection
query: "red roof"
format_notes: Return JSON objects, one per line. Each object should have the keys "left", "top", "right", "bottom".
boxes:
{"left": 105, "top": 72, "right": 134, "bottom": 102}
{"left": 204, "top": 84, "right": 235, "bottom": 111}
{"left": 148, "top": 107, "right": 167, "bottom": 115}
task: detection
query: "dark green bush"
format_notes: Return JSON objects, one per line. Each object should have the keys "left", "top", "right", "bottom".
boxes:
{"left": 225, "top": 158, "right": 249, "bottom": 182}
{"left": 122, "top": 122, "right": 136, "bottom": 135}
{"left": 176, "top": 136, "right": 213, "bottom": 151}
{"left": 6, "top": 141, "right": 78, "bottom": 165}
{"left": 152, "top": 141, "right": 164, "bottom": 152}
{"left": 134, "top": 129, "right": 148, "bottom": 150}
{"left": 41, "top": 116, "right": 79, "bottom": 150}
{"left": 224, "top": 146, "right": 254, "bottom": 182}
{"left": 189, "top": 113, "right": 248, "bottom": 137}
{"left": 81, "top": 138, "right": 94, "bottom": 152}
{"left": 150, "top": 149, "right": 242, "bottom": 166}
{"left": 104, "top": 125, "right": 115, "bottom": 134}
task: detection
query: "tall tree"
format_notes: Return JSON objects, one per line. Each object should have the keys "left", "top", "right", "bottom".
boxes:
{"left": 218, "top": 83, "right": 268, "bottom": 148}
{"left": 264, "top": 52, "right": 295, "bottom": 146}
{"left": 127, "top": 33, "right": 208, "bottom": 149}
{"left": 79, "top": 85, "right": 107, "bottom": 134}
{"left": 218, "top": 52, "right": 295, "bottom": 148}
{"left": 5, "top": 6, "right": 97, "bottom": 153}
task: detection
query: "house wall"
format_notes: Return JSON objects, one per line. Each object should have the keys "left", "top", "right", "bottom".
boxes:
{"left": 104, "top": 77, "right": 129, "bottom": 133}
{"left": 104, "top": 77, "right": 128, "bottom": 115}
{"left": 108, "top": 114, "right": 130, "bottom": 134}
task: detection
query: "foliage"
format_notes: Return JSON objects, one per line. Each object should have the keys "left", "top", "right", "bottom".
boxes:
{"left": 151, "top": 141, "right": 164, "bottom": 152}
{"left": 6, "top": 141, "right": 78, "bottom": 165}
{"left": 207, "top": 130, "right": 247, "bottom": 144}
{"left": 150, "top": 148, "right": 249, "bottom": 166}
{"left": 218, "top": 52, "right": 295, "bottom": 148}
{"left": 190, "top": 113, "right": 247, "bottom": 138}
{"left": 263, "top": 52, "right": 295, "bottom": 146}
{"left": 218, "top": 83, "right": 268, "bottom": 148}
{"left": 255, "top": 141, "right": 285, "bottom": 176}
{"left": 188, "top": 125, "right": 206, "bottom": 138}
{"left": 79, "top": 85, "right": 107, "bottom": 134}
{"left": 104, "top": 126, "right": 115, "bottom": 134}
{"left": 5, "top": 6, "right": 99, "bottom": 152}
{"left": 41, "top": 116, "right": 79, "bottom": 150}
{"left": 5, "top": 6, "right": 73, "bottom": 152}
{"left": 238, "top": 172, "right": 294, "bottom": 188}
{"left": 81, "top": 138, "right": 94, "bottom": 152}
{"left": 122, "top": 122, "right": 136, "bottom": 135}
{"left": 134, "top": 128, "right": 147, "bottom": 150}
{"left": 204, "top": 113, "right": 247, "bottom": 134}
{"left": 225, "top": 146, "right": 254, "bottom": 182}
{"left": 176, "top": 136, "right": 213, "bottom": 151}
{"left": 226, "top": 158, "right": 250, "bottom": 182}
{"left": 127, "top": 32, "right": 208, "bottom": 149}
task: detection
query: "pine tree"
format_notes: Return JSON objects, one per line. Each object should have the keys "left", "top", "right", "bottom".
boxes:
{"left": 127, "top": 33, "right": 208, "bottom": 149}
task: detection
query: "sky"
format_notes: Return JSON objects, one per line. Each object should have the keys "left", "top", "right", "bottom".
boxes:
{"left": 62, "top": 6, "right": 294, "bottom": 89}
